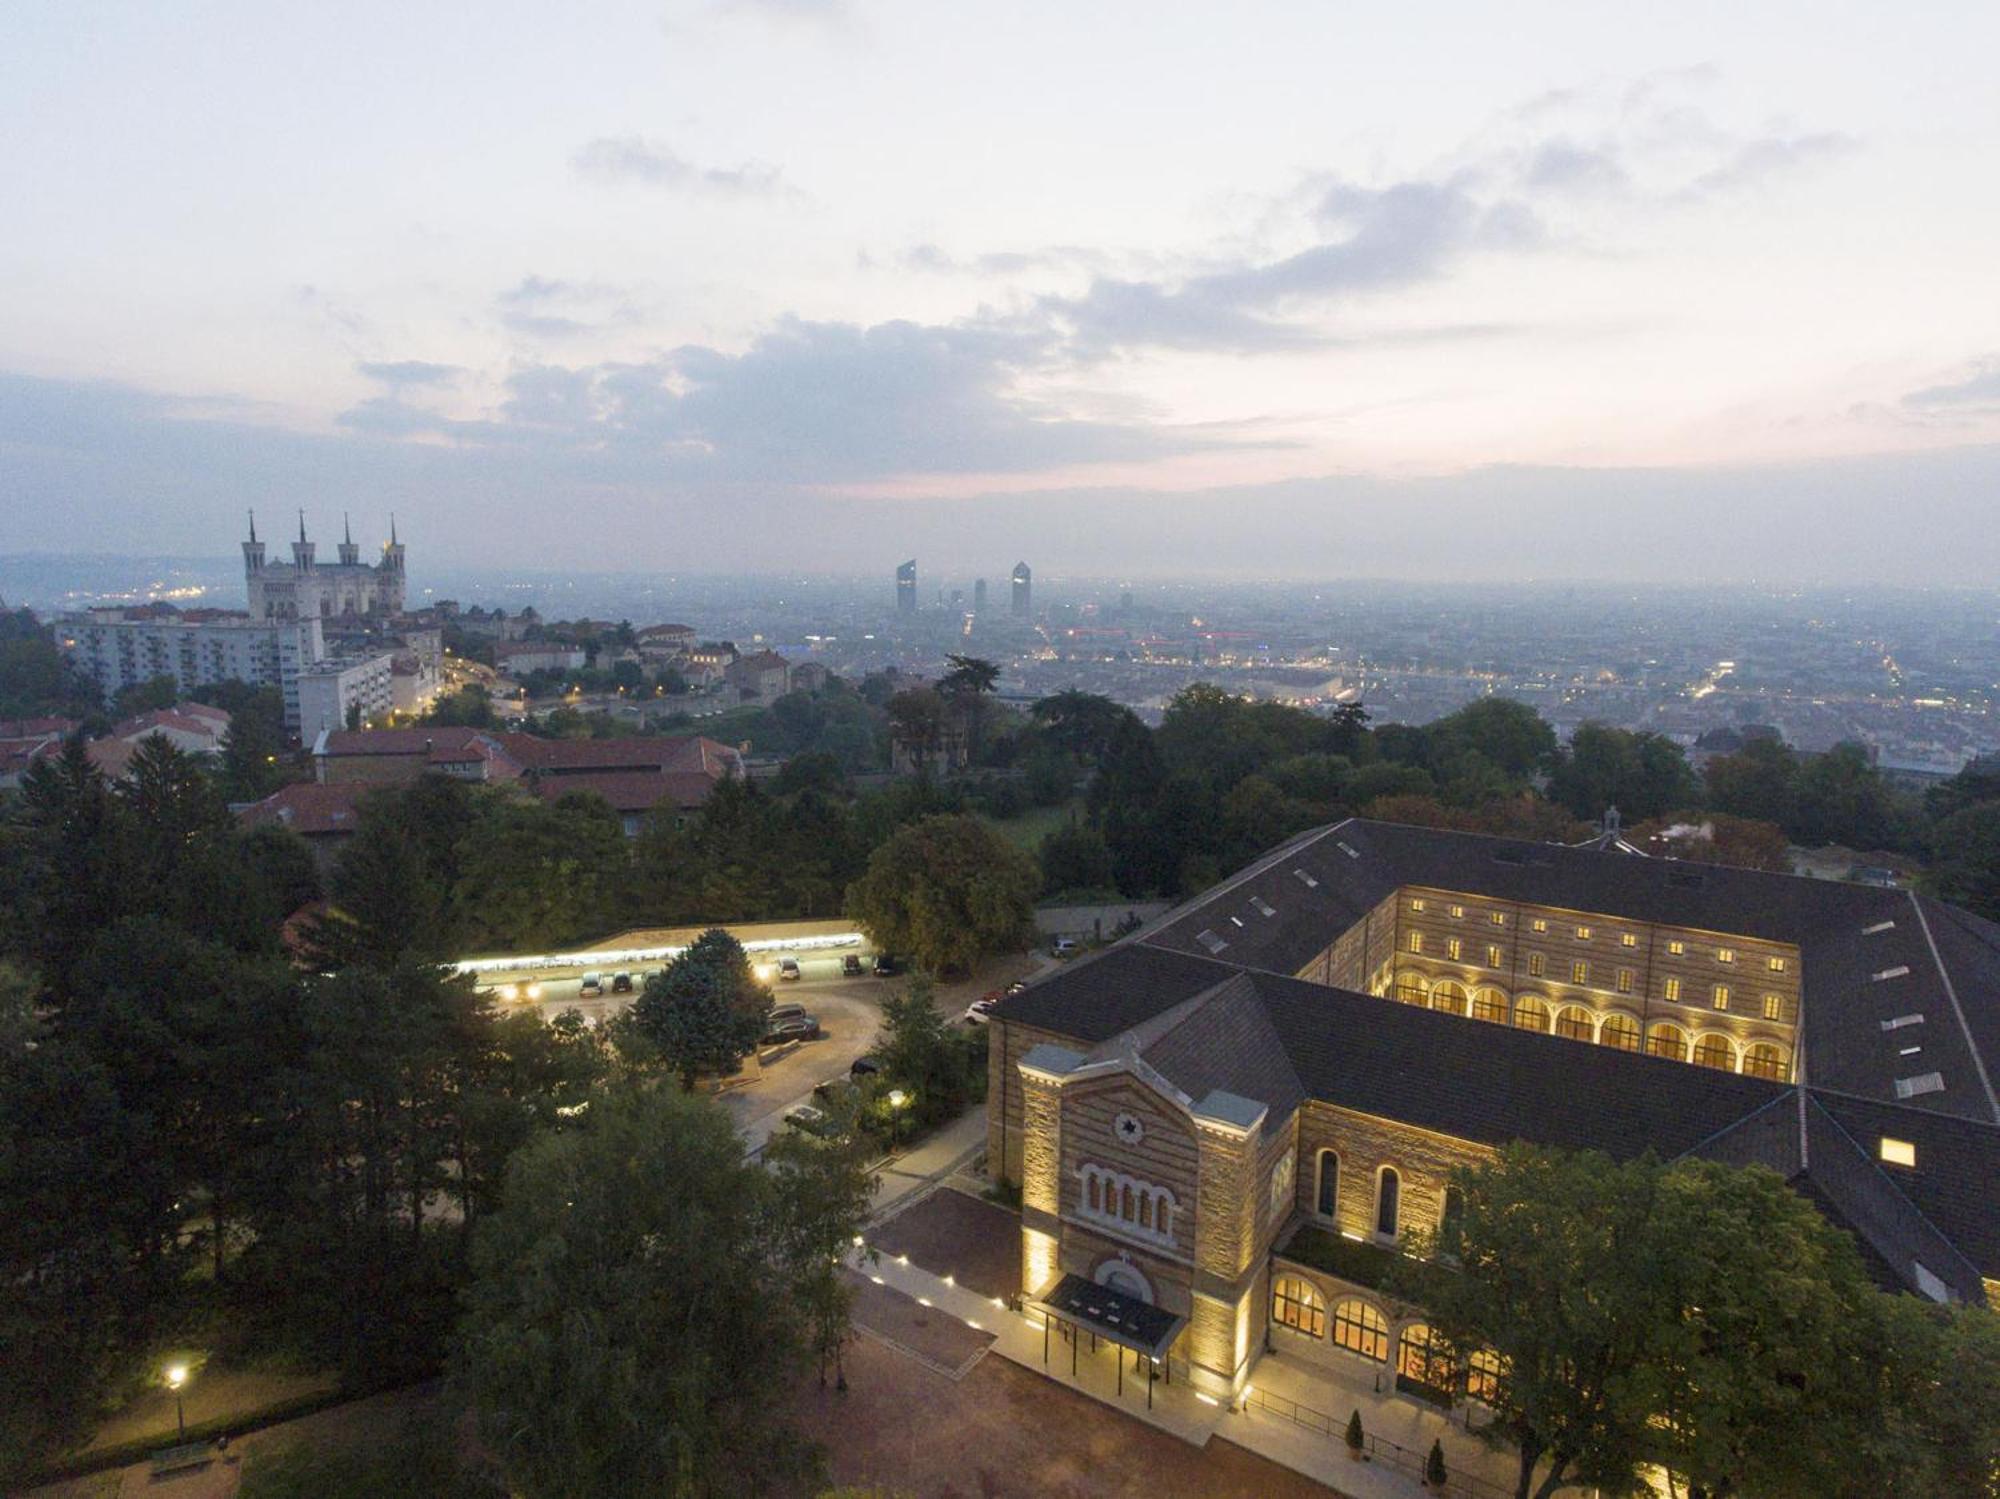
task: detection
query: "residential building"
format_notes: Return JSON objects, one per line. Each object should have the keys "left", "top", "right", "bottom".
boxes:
{"left": 636, "top": 623, "right": 697, "bottom": 661}
{"left": 988, "top": 818, "right": 2000, "bottom": 1409}
{"left": 242, "top": 511, "right": 406, "bottom": 621}
{"left": 726, "top": 649, "right": 791, "bottom": 705}
{"left": 493, "top": 640, "right": 588, "bottom": 676}
{"left": 60, "top": 613, "right": 325, "bottom": 730}
{"left": 236, "top": 781, "right": 371, "bottom": 870}
{"left": 295, "top": 652, "right": 396, "bottom": 736}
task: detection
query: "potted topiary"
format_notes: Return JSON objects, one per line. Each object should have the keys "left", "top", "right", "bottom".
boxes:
{"left": 1345, "top": 1408, "right": 1365, "bottom": 1461}
{"left": 1425, "top": 1438, "right": 1447, "bottom": 1489}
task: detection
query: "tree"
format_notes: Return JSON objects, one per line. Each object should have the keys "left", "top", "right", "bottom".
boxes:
{"left": 209, "top": 685, "right": 291, "bottom": 802}
{"left": 1395, "top": 1146, "right": 1673, "bottom": 1499}
{"left": 845, "top": 814, "right": 1038, "bottom": 974}
{"left": 1794, "top": 742, "right": 1900, "bottom": 849}
{"left": 1030, "top": 690, "right": 1132, "bottom": 767}
{"left": 1039, "top": 821, "right": 1114, "bottom": 896}
{"left": 620, "top": 929, "right": 771, "bottom": 1089}
{"left": 1877, "top": 1294, "right": 2000, "bottom": 1499}
{"left": 112, "top": 673, "right": 181, "bottom": 716}
{"left": 453, "top": 793, "right": 626, "bottom": 952}
{"left": 309, "top": 811, "right": 445, "bottom": 967}
{"left": 1705, "top": 737, "right": 1800, "bottom": 829}
{"left": 1630, "top": 812, "right": 1792, "bottom": 873}
{"left": 1426, "top": 699, "right": 1557, "bottom": 787}
{"left": 872, "top": 975, "right": 982, "bottom": 1127}
{"left": 1548, "top": 723, "right": 1698, "bottom": 822}
{"left": 455, "top": 1084, "right": 839, "bottom": 1498}
{"left": 763, "top": 1124, "right": 878, "bottom": 1392}
{"left": 1922, "top": 801, "right": 2000, "bottom": 921}
{"left": 886, "top": 687, "right": 947, "bottom": 774}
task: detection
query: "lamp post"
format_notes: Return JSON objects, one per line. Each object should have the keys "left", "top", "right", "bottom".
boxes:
{"left": 887, "top": 1088, "right": 910, "bottom": 1150}
{"left": 165, "top": 1364, "right": 189, "bottom": 1440}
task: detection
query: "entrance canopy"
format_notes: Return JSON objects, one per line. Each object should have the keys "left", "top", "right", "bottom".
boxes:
{"left": 1038, "top": 1273, "right": 1185, "bottom": 1360}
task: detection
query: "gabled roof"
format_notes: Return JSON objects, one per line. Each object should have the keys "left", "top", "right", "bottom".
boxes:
{"left": 534, "top": 769, "right": 726, "bottom": 814}
{"left": 236, "top": 781, "right": 369, "bottom": 837}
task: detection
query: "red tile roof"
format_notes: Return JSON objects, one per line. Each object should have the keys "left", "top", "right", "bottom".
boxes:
{"left": 535, "top": 769, "right": 726, "bottom": 814}
{"left": 237, "top": 781, "right": 371, "bottom": 838}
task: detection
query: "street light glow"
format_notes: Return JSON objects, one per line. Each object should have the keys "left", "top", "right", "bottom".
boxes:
{"left": 165, "top": 1364, "right": 188, "bottom": 1390}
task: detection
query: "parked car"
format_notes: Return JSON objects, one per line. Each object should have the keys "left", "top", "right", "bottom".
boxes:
{"left": 849, "top": 1054, "right": 883, "bottom": 1078}
{"left": 578, "top": 971, "right": 604, "bottom": 997}
{"left": 763, "top": 1011, "right": 821, "bottom": 1044}
{"left": 841, "top": 953, "right": 865, "bottom": 977}
{"left": 1051, "top": 936, "right": 1078, "bottom": 958}
{"left": 963, "top": 989, "right": 1005, "bottom": 1025}
{"left": 872, "top": 953, "right": 898, "bottom": 977}
{"left": 782, "top": 1102, "right": 841, "bottom": 1139}
{"left": 777, "top": 957, "right": 802, "bottom": 981}
{"left": 767, "top": 1002, "right": 809, "bottom": 1025}
{"left": 611, "top": 971, "right": 635, "bottom": 994}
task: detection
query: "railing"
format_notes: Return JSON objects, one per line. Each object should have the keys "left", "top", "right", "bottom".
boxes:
{"left": 1242, "top": 1385, "right": 1513, "bottom": 1499}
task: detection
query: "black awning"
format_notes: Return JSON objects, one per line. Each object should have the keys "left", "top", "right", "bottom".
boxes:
{"left": 1037, "top": 1273, "right": 1185, "bottom": 1359}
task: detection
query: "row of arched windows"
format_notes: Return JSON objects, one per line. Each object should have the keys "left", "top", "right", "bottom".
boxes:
{"left": 1078, "top": 1164, "right": 1178, "bottom": 1245}
{"left": 1270, "top": 1277, "right": 1504, "bottom": 1403}
{"left": 1391, "top": 973, "right": 1790, "bottom": 1080}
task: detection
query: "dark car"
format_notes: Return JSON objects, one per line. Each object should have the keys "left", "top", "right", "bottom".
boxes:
{"left": 611, "top": 971, "right": 635, "bottom": 994}
{"left": 849, "top": 1054, "right": 882, "bottom": 1078}
{"left": 841, "top": 953, "right": 865, "bottom": 977}
{"left": 763, "top": 1011, "right": 821, "bottom": 1044}
{"left": 871, "top": 953, "right": 898, "bottom": 977}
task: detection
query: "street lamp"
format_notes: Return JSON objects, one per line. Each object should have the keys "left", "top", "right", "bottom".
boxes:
{"left": 165, "top": 1364, "right": 189, "bottom": 1440}
{"left": 887, "top": 1088, "right": 911, "bottom": 1149}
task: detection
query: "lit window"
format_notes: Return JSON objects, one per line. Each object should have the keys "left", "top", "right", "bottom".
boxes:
{"left": 1531, "top": 919, "right": 1549, "bottom": 934}
{"left": 1762, "top": 993, "right": 1782, "bottom": 1021}
{"left": 1692, "top": 1034, "right": 1736, "bottom": 1071}
{"left": 1713, "top": 985, "right": 1730, "bottom": 1011}
{"left": 1331, "top": 1298, "right": 1389, "bottom": 1361}
{"left": 1411, "top": 898, "right": 1426, "bottom": 913}
{"left": 1616, "top": 968, "right": 1634, "bottom": 994}
{"left": 1768, "top": 956, "right": 1787, "bottom": 973}
{"left": 1648, "top": 1023, "right": 1688, "bottom": 1062}
{"left": 1743, "top": 1043, "right": 1788, "bottom": 1080}
{"left": 1717, "top": 948, "right": 1735, "bottom": 964}
{"left": 1668, "top": 940, "right": 1686, "bottom": 956}
{"left": 1515, "top": 998, "right": 1550, "bottom": 1033}
{"left": 1396, "top": 974, "right": 1429, "bottom": 1006}
{"left": 1571, "top": 960, "right": 1589, "bottom": 985}
{"left": 1555, "top": 1006, "right": 1594, "bottom": 1042}
{"left": 1272, "top": 1275, "right": 1326, "bottom": 1338}
{"left": 1575, "top": 926, "right": 1592, "bottom": 941}
{"left": 1486, "top": 944, "right": 1502, "bottom": 968}
{"left": 1878, "top": 1137, "right": 1916, "bottom": 1168}
{"left": 1470, "top": 989, "right": 1509, "bottom": 1023}
{"left": 1600, "top": 1013, "right": 1640, "bottom": 1051}
{"left": 1467, "top": 1348, "right": 1503, "bottom": 1404}
{"left": 1431, "top": 981, "right": 1467, "bottom": 1016}
{"left": 1664, "top": 977, "right": 1682, "bottom": 1002}
{"left": 1445, "top": 938, "right": 1461, "bottom": 961}
{"left": 1621, "top": 933, "right": 1638, "bottom": 948}
{"left": 1398, "top": 1323, "right": 1455, "bottom": 1393}
{"left": 1270, "top": 1152, "right": 1296, "bottom": 1216}
{"left": 1449, "top": 904, "right": 1464, "bottom": 919}
{"left": 1408, "top": 932, "right": 1423, "bottom": 954}
{"left": 1490, "top": 912, "right": 1506, "bottom": 927}
{"left": 1527, "top": 952, "right": 1545, "bottom": 978}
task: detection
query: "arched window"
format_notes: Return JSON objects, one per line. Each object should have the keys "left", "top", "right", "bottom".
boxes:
{"left": 1397, "top": 1322, "right": 1453, "bottom": 1391}
{"left": 1554, "top": 1005, "right": 1595, "bottom": 1042}
{"left": 1647, "top": 1023, "right": 1688, "bottom": 1062}
{"left": 1315, "top": 1149, "right": 1340, "bottom": 1220}
{"left": 1440, "top": 1185, "right": 1466, "bottom": 1244}
{"left": 1138, "top": 1193, "right": 1153, "bottom": 1230}
{"left": 1470, "top": 987, "right": 1509, "bottom": 1024}
{"left": 1692, "top": 1034, "right": 1737, "bottom": 1072}
{"left": 1395, "top": 973, "right": 1429, "bottom": 1006}
{"left": 1742, "top": 1042, "right": 1789, "bottom": 1081}
{"left": 1467, "top": 1347, "right": 1503, "bottom": 1404}
{"left": 1375, "top": 1167, "right": 1401, "bottom": 1238}
{"left": 1087, "top": 1175, "right": 1101, "bottom": 1212}
{"left": 1514, "top": 997, "right": 1550, "bottom": 1033}
{"left": 1431, "top": 981, "right": 1467, "bottom": 1017}
{"left": 1330, "top": 1297, "right": 1389, "bottom": 1361}
{"left": 1271, "top": 1275, "right": 1326, "bottom": 1338}
{"left": 1599, "top": 1013, "right": 1640, "bottom": 1052}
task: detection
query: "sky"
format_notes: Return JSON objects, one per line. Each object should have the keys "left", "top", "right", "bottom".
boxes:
{"left": 4, "top": 0, "right": 2000, "bottom": 582}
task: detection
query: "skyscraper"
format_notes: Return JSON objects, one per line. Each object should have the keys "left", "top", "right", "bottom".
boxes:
{"left": 1010, "top": 561, "right": 1032, "bottom": 618}
{"left": 973, "top": 578, "right": 988, "bottom": 613}
{"left": 896, "top": 559, "right": 917, "bottom": 614}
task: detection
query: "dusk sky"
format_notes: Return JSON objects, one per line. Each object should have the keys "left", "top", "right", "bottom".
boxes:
{"left": 5, "top": 1, "right": 2000, "bottom": 580}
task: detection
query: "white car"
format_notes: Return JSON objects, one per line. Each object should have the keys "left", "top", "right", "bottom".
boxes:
{"left": 963, "top": 992, "right": 1004, "bottom": 1025}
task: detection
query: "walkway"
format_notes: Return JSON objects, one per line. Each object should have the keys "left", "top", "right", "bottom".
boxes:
{"left": 850, "top": 1243, "right": 1525, "bottom": 1499}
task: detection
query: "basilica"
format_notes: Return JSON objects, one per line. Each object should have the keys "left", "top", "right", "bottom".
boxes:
{"left": 242, "top": 512, "right": 407, "bottom": 621}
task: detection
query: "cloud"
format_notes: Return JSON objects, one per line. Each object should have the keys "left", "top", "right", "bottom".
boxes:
{"left": 1674, "top": 131, "right": 1857, "bottom": 201}
{"left": 1043, "top": 176, "right": 1544, "bottom": 357}
{"left": 493, "top": 276, "right": 647, "bottom": 340}
{"left": 1524, "top": 139, "right": 1628, "bottom": 194}
{"left": 570, "top": 135, "right": 785, "bottom": 196}
{"left": 1902, "top": 359, "right": 2000, "bottom": 413}
{"left": 327, "top": 315, "right": 1260, "bottom": 483}
{"left": 356, "top": 360, "right": 460, "bottom": 388}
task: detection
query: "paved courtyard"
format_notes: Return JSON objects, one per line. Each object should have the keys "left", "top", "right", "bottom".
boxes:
{"left": 865, "top": 1184, "right": 1023, "bottom": 1299}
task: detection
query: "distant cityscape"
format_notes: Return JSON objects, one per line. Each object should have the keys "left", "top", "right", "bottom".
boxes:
{"left": 8, "top": 543, "right": 1995, "bottom": 778}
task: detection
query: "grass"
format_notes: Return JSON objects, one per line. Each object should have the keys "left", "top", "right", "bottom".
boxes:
{"left": 1276, "top": 1224, "right": 1399, "bottom": 1291}
{"left": 984, "top": 799, "right": 1079, "bottom": 853}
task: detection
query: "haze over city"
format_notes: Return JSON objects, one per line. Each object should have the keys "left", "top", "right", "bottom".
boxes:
{"left": 7, "top": 1, "right": 2000, "bottom": 579}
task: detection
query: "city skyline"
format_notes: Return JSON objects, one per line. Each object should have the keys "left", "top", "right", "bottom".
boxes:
{"left": 6, "top": 2, "right": 2000, "bottom": 580}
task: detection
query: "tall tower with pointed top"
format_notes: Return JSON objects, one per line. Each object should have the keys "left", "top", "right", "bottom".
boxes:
{"left": 291, "top": 511, "right": 316, "bottom": 572}
{"left": 242, "top": 512, "right": 269, "bottom": 617}
{"left": 337, "top": 513, "right": 360, "bottom": 566}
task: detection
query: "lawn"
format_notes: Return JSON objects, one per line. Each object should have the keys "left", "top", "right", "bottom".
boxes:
{"left": 985, "top": 799, "right": 1079, "bottom": 853}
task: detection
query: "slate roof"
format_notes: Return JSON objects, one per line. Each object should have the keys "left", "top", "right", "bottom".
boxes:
{"left": 993, "top": 816, "right": 2000, "bottom": 1296}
